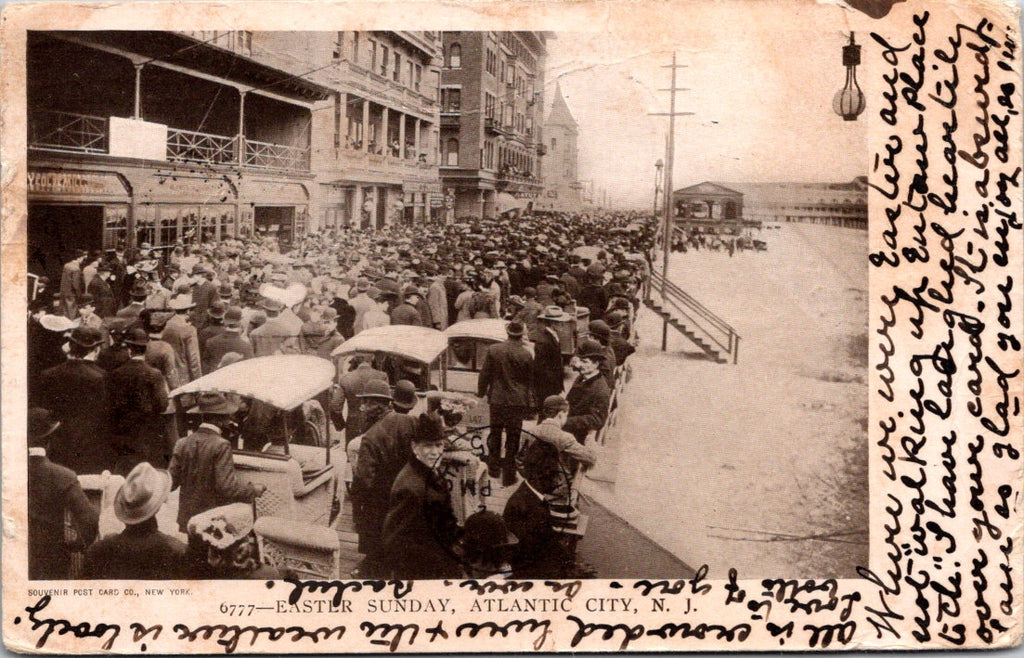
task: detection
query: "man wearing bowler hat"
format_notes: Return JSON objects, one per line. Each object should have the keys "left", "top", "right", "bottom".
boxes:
{"left": 351, "top": 379, "right": 418, "bottom": 577}
{"left": 83, "top": 461, "right": 187, "bottom": 579}
{"left": 169, "top": 392, "right": 265, "bottom": 535}
{"left": 108, "top": 328, "right": 170, "bottom": 471}
{"left": 203, "top": 307, "right": 253, "bottom": 374}
{"left": 34, "top": 326, "right": 113, "bottom": 474}
{"left": 477, "top": 320, "right": 534, "bottom": 486}
{"left": 27, "top": 408, "right": 99, "bottom": 579}
{"left": 563, "top": 339, "right": 612, "bottom": 445}
{"left": 533, "top": 306, "right": 569, "bottom": 407}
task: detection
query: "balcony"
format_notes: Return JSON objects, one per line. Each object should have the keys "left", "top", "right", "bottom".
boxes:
{"left": 167, "top": 128, "right": 237, "bottom": 165}
{"left": 29, "top": 110, "right": 109, "bottom": 155}
{"left": 29, "top": 111, "right": 309, "bottom": 173}
{"left": 484, "top": 117, "right": 507, "bottom": 135}
{"left": 441, "top": 115, "right": 460, "bottom": 128}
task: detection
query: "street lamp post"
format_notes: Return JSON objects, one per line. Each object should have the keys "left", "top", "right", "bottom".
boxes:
{"left": 653, "top": 158, "right": 664, "bottom": 218}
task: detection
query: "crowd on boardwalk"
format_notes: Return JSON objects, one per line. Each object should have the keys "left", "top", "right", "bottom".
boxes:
{"left": 27, "top": 210, "right": 655, "bottom": 581}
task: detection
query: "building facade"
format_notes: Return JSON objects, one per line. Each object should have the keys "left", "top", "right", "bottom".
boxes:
{"left": 438, "top": 31, "right": 547, "bottom": 219}
{"left": 27, "top": 31, "right": 333, "bottom": 284}
{"left": 535, "top": 83, "right": 582, "bottom": 213}
{"left": 26, "top": 30, "right": 444, "bottom": 285}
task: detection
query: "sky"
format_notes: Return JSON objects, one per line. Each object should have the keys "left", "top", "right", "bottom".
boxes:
{"left": 542, "top": 11, "right": 870, "bottom": 209}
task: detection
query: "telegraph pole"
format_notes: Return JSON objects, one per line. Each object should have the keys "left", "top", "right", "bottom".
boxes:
{"left": 649, "top": 52, "right": 694, "bottom": 351}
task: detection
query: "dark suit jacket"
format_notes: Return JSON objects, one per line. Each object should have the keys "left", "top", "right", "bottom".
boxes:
{"left": 202, "top": 331, "right": 254, "bottom": 374}
{"left": 390, "top": 302, "right": 422, "bottom": 326}
{"left": 36, "top": 359, "right": 112, "bottom": 474}
{"left": 28, "top": 453, "right": 99, "bottom": 579}
{"left": 563, "top": 372, "right": 611, "bottom": 444}
{"left": 478, "top": 338, "right": 534, "bottom": 408}
{"left": 109, "top": 358, "right": 169, "bottom": 465}
{"left": 83, "top": 518, "right": 187, "bottom": 579}
{"left": 503, "top": 482, "right": 571, "bottom": 579}
{"left": 168, "top": 428, "right": 256, "bottom": 532}
{"left": 351, "top": 411, "right": 416, "bottom": 550}
{"left": 87, "top": 276, "right": 116, "bottom": 318}
{"left": 381, "top": 458, "right": 462, "bottom": 580}
{"left": 532, "top": 328, "right": 564, "bottom": 404}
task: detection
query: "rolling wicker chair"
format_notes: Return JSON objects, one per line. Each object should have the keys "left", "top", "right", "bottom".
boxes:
{"left": 232, "top": 452, "right": 336, "bottom": 526}
{"left": 254, "top": 516, "right": 341, "bottom": 580}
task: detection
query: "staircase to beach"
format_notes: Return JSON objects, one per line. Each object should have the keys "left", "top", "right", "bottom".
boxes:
{"left": 644, "top": 268, "right": 741, "bottom": 364}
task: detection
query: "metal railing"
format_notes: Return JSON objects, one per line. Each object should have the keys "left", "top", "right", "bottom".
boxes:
{"left": 29, "top": 110, "right": 108, "bottom": 154}
{"left": 648, "top": 269, "right": 741, "bottom": 364}
{"left": 244, "top": 139, "right": 310, "bottom": 172}
{"left": 167, "top": 128, "right": 238, "bottom": 165}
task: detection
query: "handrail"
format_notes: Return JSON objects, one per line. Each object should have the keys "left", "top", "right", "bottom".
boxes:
{"left": 647, "top": 270, "right": 741, "bottom": 364}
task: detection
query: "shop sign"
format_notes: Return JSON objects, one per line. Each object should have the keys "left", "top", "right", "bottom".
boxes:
{"left": 403, "top": 181, "right": 442, "bottom": 194}
{"left": 28, "top": 169, "right": 128, "bottom": 197}
{"left": 429, "top": 193, "right": 444, "bottom": 208}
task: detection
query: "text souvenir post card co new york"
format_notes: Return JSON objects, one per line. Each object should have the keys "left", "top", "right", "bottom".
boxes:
{"left": 0, "top": 0, "right": 1022, "bottom": 653}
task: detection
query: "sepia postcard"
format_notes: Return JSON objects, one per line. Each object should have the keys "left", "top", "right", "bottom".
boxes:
{"left": 0, "top": 0, "right": 1021, "bottom": 652}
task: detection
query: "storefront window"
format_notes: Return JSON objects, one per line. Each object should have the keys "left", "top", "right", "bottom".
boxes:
{"left": 159, "top": 211, "right": 178, "bottom": 247}
{"left": 102, "top": 206, "right": 128, "bottom": 250}
{"left": 136, "top": 205, "right": 157, "bottom": 247}
{"left": 219, "top": 209, "right": 236, "bottom": 240}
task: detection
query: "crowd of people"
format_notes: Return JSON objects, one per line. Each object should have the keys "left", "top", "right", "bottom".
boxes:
{"left": 26, "top": 210, "right": 656, "bottom": 580}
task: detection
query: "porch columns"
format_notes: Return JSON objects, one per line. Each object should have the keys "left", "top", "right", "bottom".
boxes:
{"left": 133, "top": 64, "right": 144, "bottom": 119}
{"left": 398, "top": 113, "right": 406, "bottom": 158}
{"left": 362, "top": 99, "right": 370, "bottom": 152}
{"left": 414, "top": 119, "right": 421, "bottom": 159}
{"left": 381, "top": 106, "right": 389, "bottom": 153}
{"left": 237, "top": 90, "right": 248, "bottom": 165}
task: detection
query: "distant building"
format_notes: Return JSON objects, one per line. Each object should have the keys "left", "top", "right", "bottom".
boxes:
{"left": 721, "top": 178, "right": 868, "bottom": 229}
{"left": 671, "top": 178, "right": 867, "bottom": 230}
{"left": 535, "top": 82, "right": 582, "bottom": 213}
{"left": 439, "top": 31, "right": 548, "bottom": 219}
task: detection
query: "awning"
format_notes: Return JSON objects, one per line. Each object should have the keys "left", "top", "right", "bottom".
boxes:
{"left": 496, "top": 192, "right": 527, "bottom": 214}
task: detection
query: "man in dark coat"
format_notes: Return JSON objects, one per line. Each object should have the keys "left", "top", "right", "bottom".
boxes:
{"left": 380, "top": 414, "right": 462, "bottom": 579}
{"left": 563, "top": 339, "right": 612, "bottom": 445}
{"left": 586, "top": 320, "right": 619, "bottom": 387}
{"left": 477, "top": 321, "right": 534, "bottom": 486}
{"left": 87, "top": 261, "right": 117, "bottom": 318}
{"left": 190, "top": 267, "right": 220, "bottom": 330}
{"left": 168, "top": 392, "right": 265, "bottom": 534}
{"left": 533, "top": 307, "right": 568, "bottom": 410}
{"left": 27, "top": 408, "right": 99, "bottom": 580}
{"left": 390, "top": 288, "right": 423, "bottom": 326}
{"left": 337, "top": 357, "right": 389, "bottom": 442}
{"left": 351, "top": 380, "right": 417, "bottom": 577}
{"left": 197, "top": 300, "right": 227, "bottom": 358}
{"left": 330, "top": 294, "right": 357, "bottom": 339}
{"left": 35, "top": 326, "right": 113, "bottom": 474}
{"left": 108, "top": 328, "right": 170, "bottom": 471}
{"left": 83, "top": 461, "right": 187, "bottom": 579}
{"left": 577, "top": 273, "right": 609, "bottom": 321}
{"left": 202, "top": 307, "right": 253, "bottom": 374}
{"left": 503, "top": 440, "right": 573, "bottom": 579}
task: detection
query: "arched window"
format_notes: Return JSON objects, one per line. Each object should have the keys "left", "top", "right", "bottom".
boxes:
{"left": 446, "top": 138, "right": 459, "bottom": 166}
{"left": 448, "top": 43, "right": 462, "bottom": 68}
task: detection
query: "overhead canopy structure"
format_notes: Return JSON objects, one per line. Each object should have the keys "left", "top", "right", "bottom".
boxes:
{"left": 444, "top": 319, "right": 512, "bottom": 342}
{"left": 169, "top": 355, "right": 335, "bottom": 410}
{"left": 331, "top": 325, "right": 449, "bottom": 364}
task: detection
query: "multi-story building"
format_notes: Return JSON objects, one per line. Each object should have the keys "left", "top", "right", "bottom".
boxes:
{"left": 255, "top": 31, "right": 444, "bottom": 230}
{"left": 27, "top": 30, "right": 332, "bottom": 283}
{"left": 535, "top": 82, "right": 582, "bottom": 213}
{"left": 26, "top": 30, "right": 444, "bottom": 284}
{"left": 438, "top": 31, "right": 548, "bottom": 219}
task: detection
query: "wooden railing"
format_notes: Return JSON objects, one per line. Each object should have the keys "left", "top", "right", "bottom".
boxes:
{"left": 244, "top": 138, "right": 310, "bottom": 172}
{"left": 648, "top": 269, "right": 741, "bottom": 364}
{"left": 29, "top": 110, "right": 108, "bottom": 154}
{"left": 167, "top": 128, "right": 238, "bottom": 165}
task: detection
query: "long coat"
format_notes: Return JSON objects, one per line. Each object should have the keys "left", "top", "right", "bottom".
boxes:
{"left": 562, "top": 371, "right": 611, "bottom": 444}
{"left": 381, "top": 458, "right": 462, "bottom": 580}
{"left": 169, "top": 427, "right": 257, "bottom": 532}
{"left": 28, "top": 452, "right": 99, "bottom": 579}
{"left": 108, "top": 358, "right": 169, "bottom": 469}
{"left": 477, "top": 338, "right": 534, "bottom": 408}
{"left": 161, "top": 314, "right": 203, "bottom": 382}
{"left": 503, "top": 482, "right": 572, "bottom": 579}
{"left": 532, "top": 327, "right": 564, "bottom": 404}
{"left": 202, "top": 331, "right": 253, "bottom": 374}
{"left": 87, "top": 275, "right": 116, "bottom": 318}
{"left": 36, "top": 359, "right": 112, "bottom": 474}
{"left": 351, "top": 411, "right": 416, "bottom": 554}
{"left": 59, "top": 260, "right": 84, "bottom": 319}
